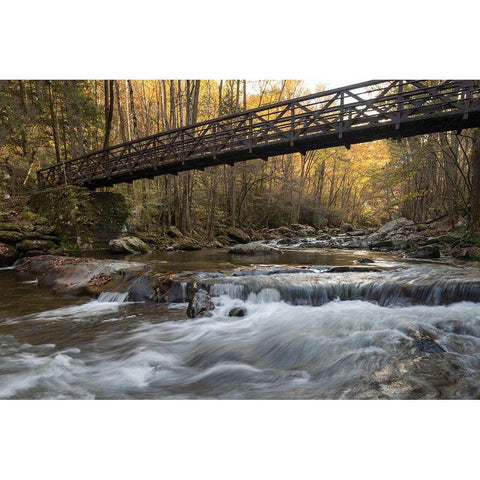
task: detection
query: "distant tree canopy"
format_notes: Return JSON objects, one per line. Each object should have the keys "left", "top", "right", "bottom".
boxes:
{"left": 1, "top": 79, "right": 480, "bottom": 234}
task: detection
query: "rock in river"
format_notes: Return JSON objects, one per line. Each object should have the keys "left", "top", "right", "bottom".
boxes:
{"left": 109, "top": 236, "right": 151, "bottom": 254}
{"left": 229, "top": 242, "right": 282, "bottom": 255}
{"left": 228, "top": 307, "right": 246, "bottom": 317}
{"left": 186, "top": 289, "right": 215, "bottom": 318}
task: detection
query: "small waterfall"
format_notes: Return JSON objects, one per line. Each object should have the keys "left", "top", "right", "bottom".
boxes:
{"left": 208, "top": 268, "right": 480, "bottom": 307}
{"left": 97, "top": 291, "right": 129, "bottom": 303}
{"left": 181, "top": 282, "right": 187, "bottom": 302}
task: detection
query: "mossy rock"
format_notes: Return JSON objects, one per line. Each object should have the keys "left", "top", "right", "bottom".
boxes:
{"left": 33, "top": 225, "right": 58, "bottom": 236}
{"left": 24, "top": 233, "right": 61, "bottom": 244}
{"left": 175, "top": 237, "right": 202, "bottom": 251}
{"left": 167, "top": 226, "right": 184, "bottom": 238}
{"left": 0, "top": 230, "right": 24, "bottom": 244}
{"left": 29, "top": 186, "right": 130, "bottom": 249}
{"left": 226, "top": 227, "right": 250, "bottom": 244}
{"left": 0, "top": 222, "right": 21, "bottom": 232}
{"left": 16, "top": 239, "right": 57, "bottom": 253}
{"left": 109, "top": 236, "right": 151, "bottom": 254}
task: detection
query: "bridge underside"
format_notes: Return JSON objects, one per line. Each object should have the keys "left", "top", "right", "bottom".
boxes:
{"left": 85, "top": 112, "right": 480, "bottom": 189}
{"left": 36, "top": 80, "right": 480, "bottom": 190}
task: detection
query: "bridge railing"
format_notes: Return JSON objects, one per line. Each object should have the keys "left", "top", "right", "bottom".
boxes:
{"left": 37, "top": 80, "right": 480, "bottom": 189}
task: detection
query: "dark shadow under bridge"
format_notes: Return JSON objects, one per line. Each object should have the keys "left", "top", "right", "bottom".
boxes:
{"left": 37, "top": 80, "right": 480, "bottom": 190}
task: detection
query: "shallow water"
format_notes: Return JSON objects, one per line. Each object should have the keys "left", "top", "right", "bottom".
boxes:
{"left": 2, "top": 249, "right": 480, "bottom": 399}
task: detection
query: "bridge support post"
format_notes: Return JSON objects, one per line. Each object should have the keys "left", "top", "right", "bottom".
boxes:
{"left": 29, "top": 185, "right": 129, "bottom": 249}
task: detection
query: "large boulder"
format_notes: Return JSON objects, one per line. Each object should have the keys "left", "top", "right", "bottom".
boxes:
{"left": 109, "top": 236, "right": 151, "bottom": 254}
{"left": 29, "top": 185, "right": 129, "bottom": 249}
{"left": 14, "top": 255, "right": 147, "bottom": 296}
{"left": 342, "top": 223, "right": 354, "bottom": 232}
{"left": 186, "top": 289, "right": 214, "bottom": 318}
{"left": 226, "top": 227, "right": 250, "bottom": 244}
{"left": 377, "top": 217, "right": 414, "bottom": 235}
{"left": 229, "top": 242, "right": 283, "bottom": 255}
{"left": 166, "top": 225, "right": 183, "bottom": 238}
{"left": 0, "top": 242, "right": 18, "bottom": 267}
{"left": 175, "top": 237, "right": 202, "bottom": 251}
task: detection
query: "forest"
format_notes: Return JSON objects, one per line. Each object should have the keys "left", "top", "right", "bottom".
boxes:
{"left": 1, "top": 79, "right": 480, "bottom": 236}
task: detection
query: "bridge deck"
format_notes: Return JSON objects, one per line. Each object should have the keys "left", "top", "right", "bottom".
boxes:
{"left": 37, "top": 80, "right": 480, "bottom": 190}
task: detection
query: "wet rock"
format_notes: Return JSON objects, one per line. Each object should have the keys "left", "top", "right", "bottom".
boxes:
{"left": 149, "top": 273, "right": 175, "bottom": 302}
{"left": 14, "top": 255, "right": 148, "bottom": 296}
{"left": 229, "top": 242, "right": 283, "bottom": 255}
{"left": 355, "top": 258, "right": 375, "bottom": 264}
{"left": 175, "top": 237, "right": 202, "bottom": 251}
{"left": 323, "top": 266, "right": 381, "bottom": 273}
{"left": 0, "top": 230, "right": 24, "bottom": 244}
{"left": 166, "top": 225, "right": 183, "bottom": 238}
{"left": 342, "top": 223, "right": 354, "bottom": 232}
{"left": 228, "top": 307, "right": 246, "bottom": 317}
{"left": 226, "top": 227, "right": 250, "bottom": 244}
{"left": 109, "top": 236, "right": 151, "bottom": 254}
{"left": 186, "top": 289, "right": 214, "bottom": 318}
{"left": 0, "top": 242, "right": 18, "bottom": 267}
{"left": 412, "top": 338, "right": 445, "bottom": 354}
{"left": 405, "top": 244, "right": 440, "bottom": 259}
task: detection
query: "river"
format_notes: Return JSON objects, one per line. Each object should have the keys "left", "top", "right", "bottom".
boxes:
{"left": 2, "top": 248, "right": 480, "bottom": 399}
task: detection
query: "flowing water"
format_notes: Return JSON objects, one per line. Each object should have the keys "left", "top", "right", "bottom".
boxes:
{"left": 2, "top": 248, "right": 480, "bottom": 399}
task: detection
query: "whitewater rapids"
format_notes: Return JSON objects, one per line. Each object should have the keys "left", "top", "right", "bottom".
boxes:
{"left": 2, "top": 262, "right": 480, "bottom": 399}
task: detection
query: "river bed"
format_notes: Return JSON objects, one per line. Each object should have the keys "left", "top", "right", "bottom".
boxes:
{"left": 2, "top": 248, "right": 480, "bottom": 399}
